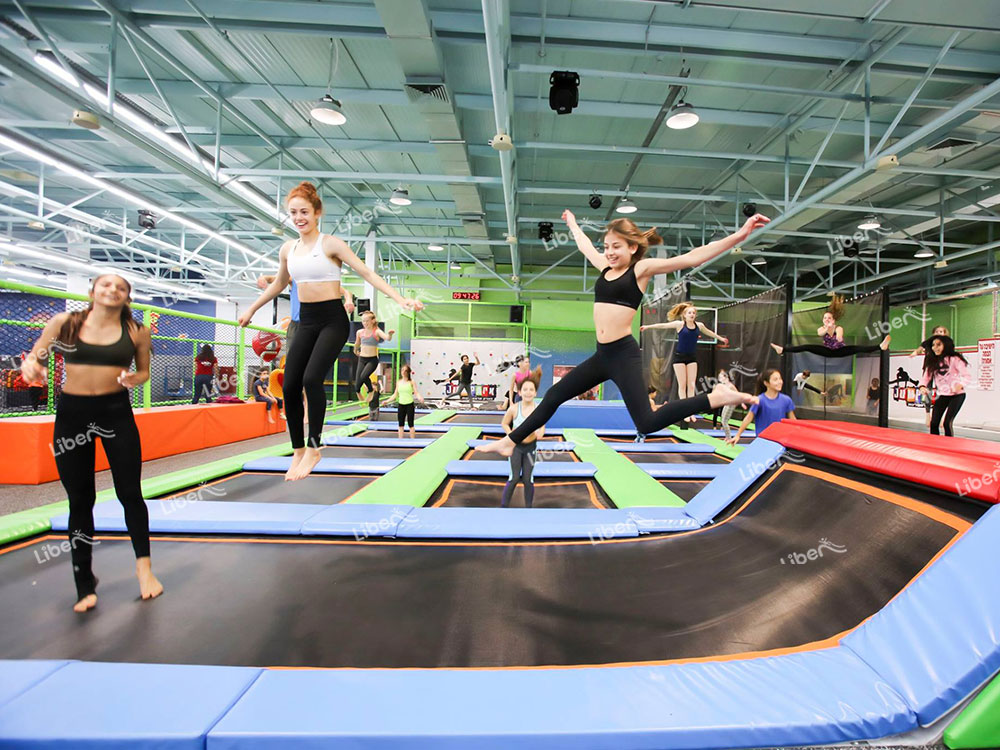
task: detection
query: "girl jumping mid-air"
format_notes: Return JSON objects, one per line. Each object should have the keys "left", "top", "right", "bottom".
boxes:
{"left": 919, "top": 334, "right": 969, "bottom": 437}
{"left": 499, "top": 369, "right": 545, "bottom": 508}
{"left": 238, "top": 181, "right": 421, "bottom": 480}
{"left": 770, "top": 294, "right": 889, "bottom": 358}
{"left": 640, "top": 302, "right": 728, "bottom": 423}
{"left": 478, "top": 209, "right": 766, "bottom": 457}
{"left": 21, "top": 273, "right": 161, "bottom": 612}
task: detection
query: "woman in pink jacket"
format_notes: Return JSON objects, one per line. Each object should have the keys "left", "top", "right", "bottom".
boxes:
{"left": 918, "top": 334, "right": 969, "bottom": 436}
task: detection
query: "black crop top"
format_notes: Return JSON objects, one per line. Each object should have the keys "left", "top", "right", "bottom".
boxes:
{"left": 594, "top": 265, "right": 644, "bottom": 309}
{"left": 63, "top": 319, "right": 136, "bottom": 368}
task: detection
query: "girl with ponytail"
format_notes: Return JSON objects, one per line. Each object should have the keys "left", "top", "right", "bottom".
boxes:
{"left": 479, "top": 209, "right": 769, "bottom": 457}
{"left": 21, "top": 273, "right": 160, "bottom": 613}
{"left": 639, "top": 301, "right": 729, "bottom": 423}
{"left": 238, "top": 181, "right": 422, "bottom": 479}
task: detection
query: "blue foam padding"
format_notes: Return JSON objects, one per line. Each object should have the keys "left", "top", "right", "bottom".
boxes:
{"left": 51, "top": 501, "right": 328, "bottom": 536}
{"left": 466, "top": 440, "right": 572, "bottom": 451}
{"left": 243, "top": 456, "right": 403, "bottom": 474}
{"left": 626, "top": 509, "right": 702, "bottom": 533}
{"left": 473, "top": 424, "right": 566, "bottom": 437}
{"left": 684, "top": 438, "right": 786, "bottom": 525}
{"left": 0, "top": 660, "right": 69, "bottom": 709}
{"left": 445, "top": 460, "right": 596, "bottom": 478}
{"left": 300, "top": 505, "right": 416, "bottom": 538}
{"left": 611, "top": 443, "right": 714, "bottom": 453}
{"left": 701, "top": 429, "right": 755, "bottom": 438}
{"left": 393, "top": 507, "right": 638, "bottom": 540}
{"left": 0, "top": 661, "right": 261, "bottom": 749}
{"left": 207, "top": 648, "right": 913, "bottom": 749}
{"left": 324, "top": 436, "right": 435, "bottom": 448}
{"left": 843, "top": 504, "right": 1000, "bottom": 725}
{"left": 635, "top": 464, "right": 725, "bottom": 479}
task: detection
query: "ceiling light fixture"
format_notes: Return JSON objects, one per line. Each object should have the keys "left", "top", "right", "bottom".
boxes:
{"left": 311, "top": 39, "right": 347, "bottom": 126}
{"left": 858, "top": 214, "right": 881, "bottom": 231}
{"left": 616, "top": 197, "right": 637, "bottom": 214}
{"left": 750, "top": 256, "right": 767, "bottom": 266}
{"left": 914, "top": 247, "right": 935, "bottom": 259}
{"left": 428, "top": 243, "right": 444, "bottom": 251}
{"left": 389, "top": 187, "right": 411, "bottom": 206}
{"left": 666, "top": 101, "right": 699, "bottom": 130}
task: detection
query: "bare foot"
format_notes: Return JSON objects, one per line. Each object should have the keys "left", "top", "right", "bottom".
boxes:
{"left": 73, "top": 593, "right": 97, "bottom": 613}
{"left": 770, "top": 342, "right": 784, "bottom": 355}
{"left": 136, "top": 557, "right": 163, "bottom": 601}
{"left": 709, "top": 384, "right": 758, "bottom": 410}
{"left": 288, "top": 447, "right": 322, "bottom": 480}
{"left": 268, "top": 414, "right": 276, "bottom": 424}
{"left": 475, "top": 436, "right": 515, "bottom": 457}
{"left": 285, "top": 448, "right": 306, "bottom": 481}
{"left": 880, "top": 335, "right": 891, "bottom": 351}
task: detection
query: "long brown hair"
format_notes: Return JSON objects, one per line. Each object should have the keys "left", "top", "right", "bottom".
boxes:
{"left": 59, "top": 273, "right": 141, "bottom": 346}
{"left": 604, "top": 218, "right": 663, "bottom": 265}
{"left": 667, "top": 302, "right": 696, "bottom": 322}
{"left": 518, "top": 365, "right": 543, "bottom": 392}
{"left": 400, "top": 364, "right": 412, "bottom": 381}
{"left": 827, "top": 294, "right": 846, "bottom": 321}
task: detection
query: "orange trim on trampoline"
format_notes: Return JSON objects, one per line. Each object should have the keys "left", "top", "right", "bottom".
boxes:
{"left": 432, "top": 479, "right": 602, "bottom": 509}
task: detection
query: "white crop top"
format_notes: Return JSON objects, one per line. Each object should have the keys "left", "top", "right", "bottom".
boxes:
{"left": 286, "top": 234, "right": 342, "bottom": 283}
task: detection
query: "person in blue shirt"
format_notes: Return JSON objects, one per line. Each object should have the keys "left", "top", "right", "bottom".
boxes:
{"left": 727, "top": 368, "right": 795, "bottom": 443}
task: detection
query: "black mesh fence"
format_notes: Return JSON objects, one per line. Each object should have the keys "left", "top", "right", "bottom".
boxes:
{"left": 715, "top": 286, "right": 788, "bottom": 396}
{"left": 640, "top": 282, "right": 688, "bottom": 402}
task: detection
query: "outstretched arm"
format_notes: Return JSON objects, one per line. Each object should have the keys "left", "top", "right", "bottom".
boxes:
{"left": 697, "top": 321, "right": 729, "bottom": 346}
{"left": 727, "top": 411, "right": 755, "bottom": 444}
{"left": 562, "top": 209, "right": 608, "bottom": 272}
{"left": 240, "top": 246, "right": 292, "bottom": 326}
{"left": 634, "top": 213, "right": 769, "bottom": 284}
{"left": 639, "top": 321, "right": 683, "bottom": 333}
{"left": 327, "top": 236, "right": 423, "bottom": 311}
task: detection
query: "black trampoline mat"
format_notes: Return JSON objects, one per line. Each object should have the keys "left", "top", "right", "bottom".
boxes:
{"left": 0, "top": 464, "right": 965, "bottom": 669}
{"left": 659, "top": 479, "right": 710, "bottom": 502}
{"left": 357, "top": 430, "right": 443, "bottom": 439}
{"left": 320, "top": 446, "right": 418, "bottom": 460}
{"left": 428, "top": 479, "right": 610, "bottom": 509}
{"left": 447, "top": 413, "right": 505, "bottom": 424}
{"left": 151, "top": 472, "right": 374, "bottom": 506}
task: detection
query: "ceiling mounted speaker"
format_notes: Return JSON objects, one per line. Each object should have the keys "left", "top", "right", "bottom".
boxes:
{"left": 72, "top": 109, "right": 100, "bottom": 130}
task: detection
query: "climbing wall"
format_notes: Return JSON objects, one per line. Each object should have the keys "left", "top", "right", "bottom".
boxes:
{"left": 409, "top": 338, "right": 526, "bottom": 402}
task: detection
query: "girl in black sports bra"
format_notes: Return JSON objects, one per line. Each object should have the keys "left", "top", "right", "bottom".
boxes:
{"left": 478, "top": 209, "right": 769, "bottom": 457}
{"left": 21, "top": 273, "right": 161, "bottom": 613}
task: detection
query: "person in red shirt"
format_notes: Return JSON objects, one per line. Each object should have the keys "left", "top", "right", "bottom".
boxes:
{"left": 192, "top": 344, "right": 218, "bottom": 404}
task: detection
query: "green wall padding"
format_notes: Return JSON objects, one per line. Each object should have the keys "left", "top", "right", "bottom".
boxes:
{"left": 346, "top": 427, "right": 479, "bottom": 506}
{"left": 564, "top": 428, "right": 685, "bottom": 508}
{"left": 945, "top": 670, "right": 1000, "bottom": 749}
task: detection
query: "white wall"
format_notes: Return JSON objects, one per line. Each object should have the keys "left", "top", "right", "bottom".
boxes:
{"left": 410, "top": 339, "right": 526, "bottom": 401}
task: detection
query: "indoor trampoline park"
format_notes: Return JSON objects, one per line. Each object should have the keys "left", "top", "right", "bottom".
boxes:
{"left": 0, "top": 1, "right": 999, "bottom": 749}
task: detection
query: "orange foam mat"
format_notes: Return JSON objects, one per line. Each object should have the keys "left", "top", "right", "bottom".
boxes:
{"left": 0, "top": 403, "right": 285, "bottom": 485}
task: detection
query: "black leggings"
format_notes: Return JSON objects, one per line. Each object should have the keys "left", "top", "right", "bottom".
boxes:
{"left": 283, "top": 299, "right": 349, "bottom": 449}
{"left": 501, "top": 443, "right": 536, "bottom": 508}
{"left": 930, "top": 393, "right": 965, "bottom": 436}
{"left": 508, "top": 335, "right": 711, "bottom": 443}
{"left": 354, "top": 356, "right": 379, "bottom": 395}
{"left": 397, "top": 402, "right": 416, "bottom": 428}
{"left": 783, "top": 343, "right": 881, "bottom": 358}
{"left": 53, "top": 391, "right": 149, "bottom": 600}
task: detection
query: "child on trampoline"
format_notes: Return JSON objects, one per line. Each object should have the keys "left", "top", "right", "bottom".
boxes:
{"left": 639, "top": 302, "right": 728, "bottom": 423}
{"left": 770, "top": 294, "right": 890, "bottom": 357}
{"left": 919, "top": 334, "right": 969, "bottom": 437}
{"left": 711, "top": 368, "right": 739, "bottom": 440}
{"left": 727, "top": 369, "right": 796, "bottom": 444}
{"left": 21, "top": 272, "right": 161, "bottom": 612}
{"left": 499, "top": 368, "right": 545, "bottom": 508}
{"left": 386, "top": 364, "right": 425, "bottom": 439}
{"left": 477, "top": 208, "right": 766, "bottom": 457}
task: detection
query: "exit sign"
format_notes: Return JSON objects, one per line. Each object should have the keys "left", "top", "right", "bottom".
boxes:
{"left": 452, "top": 292, "right": 481, "bottom": 300}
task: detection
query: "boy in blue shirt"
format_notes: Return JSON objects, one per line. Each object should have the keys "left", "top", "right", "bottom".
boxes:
{"left": 727, "top": 368, "right": 796, "bottom": 443}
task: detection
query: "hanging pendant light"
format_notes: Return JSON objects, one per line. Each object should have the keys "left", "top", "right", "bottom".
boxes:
{"left": 311, "top": 39, "right": 347, "bottom": 126}
{"left": 666, "top": 101, "right": 699, "bottom": 130}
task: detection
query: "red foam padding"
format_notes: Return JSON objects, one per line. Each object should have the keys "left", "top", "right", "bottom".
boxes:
{"left": 761, "top": 420, "right": 999, "bottom": 503}
{"left": 797, "top": 420, "right": 1000, "bottom": 462}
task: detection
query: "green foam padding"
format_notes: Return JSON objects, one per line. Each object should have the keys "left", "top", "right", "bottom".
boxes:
{"left": 328, "top": 402, "right": 371, "bottom": 420}
{"left": 346, "top": 427, "right": 479, "bottom": 506}
{"left": 0, "top": 424, "right": 363, "bottom": 547}
{"left": 416, "top": 409, "right": 456, "bottom": 424}
{"left": 945, "top": 671, "right": 1000, "bottom": 749}
{"left": 670, "top": 426, "right": 743, "bottom": 460}
{"left": 564, "top": 428, "right": 685, "bottom": 508}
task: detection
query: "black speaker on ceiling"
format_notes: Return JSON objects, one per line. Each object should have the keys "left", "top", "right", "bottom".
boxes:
{"left": 549, "top": 70, "right": 580, "bottom": 115}
{"left": 510, "top": 306, "right": 524, "bottom": 323}
{"left": 356, "top": 298, "right": 371, "bottom": 314}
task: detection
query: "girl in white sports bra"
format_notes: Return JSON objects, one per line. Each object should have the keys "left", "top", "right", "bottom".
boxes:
{"left": 238, "top": 181, "right": 422, "bottom": 480}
